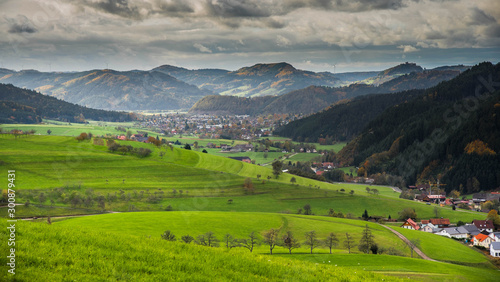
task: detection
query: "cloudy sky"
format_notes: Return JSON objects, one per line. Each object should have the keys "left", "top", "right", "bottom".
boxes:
{"left": 1, "top": 0, "right": 499, "bottom": 73}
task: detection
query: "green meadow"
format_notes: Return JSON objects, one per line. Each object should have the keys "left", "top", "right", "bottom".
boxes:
{"left": 0, "top": 219, "right": 396, "bottom": 282}
{"left": 1, "top": 134, "right": 498, "bottom": 281}
{"left": 0, "top": 134, "right": 487, "bottom": 223}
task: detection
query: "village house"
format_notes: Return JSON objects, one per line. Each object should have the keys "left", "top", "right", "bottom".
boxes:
{"left": 420, "top": 222, "right": 437, "bottom": 233}
{"left": 489, "top": 232, "right": 500, "bottom": 242}
{"left": 490, "top": 242, "right": 500, "bottom": 257}
{"left": 429, "top": 218, "right": 450, "bottom": 228}
{"left": 401, "top": 218, "right": 420, "bottom": 230}
{"left": 462, "top": 224, "right": 481, "bottom": 238}
{"left": 472, "top": 220, "right": 495, "bottom": 233}
{"left": 435, "top": 227, "right": 469, "bottom": 239}
{"left": 473, "top": 233, "right": 493, "bottom": 248}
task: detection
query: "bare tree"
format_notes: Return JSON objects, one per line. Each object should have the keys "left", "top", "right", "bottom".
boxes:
{"left": 223, "top": 234, "right": 237, "bottom": 249}
{"left": 344, "top": 232, "right": 355, "bottom": 254}
{"left": 238, "top": 232, "right": 259, "bottom": 252}
{"left": 282, "top": 231, "right": 300, "bottom": 254}
{"left": 263, "top": 228, "right": 279, "bottom": 255}
{"left": 304, "top": 230, "right": 320, "bottom": 254}
{"left": 196, "top": 231, "right": 219, "bottom": 247}
{"left": 324, "top": 232, "right": 339, "bottom": 254}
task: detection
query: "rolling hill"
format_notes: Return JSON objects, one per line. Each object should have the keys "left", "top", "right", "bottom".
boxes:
{"left": 0, "top": 83, "right": 136, "bottom": 123}
{"left": 190, "top": 69, "right": 463, "bottom": 115}
{"left": 0, "top": 69, "right": 211, "bottom": 111}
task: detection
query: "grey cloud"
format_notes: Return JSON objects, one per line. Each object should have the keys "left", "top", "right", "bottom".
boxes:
{"left": 284, "top": 0, "right": 409, "bottom": 12}
{"left": 468, "top": 8, "right": 496, "bottom": 25}
{"left": 72, "top": 0, "right": 194, "bottom": 20}
{"left": 203, "top": 0, "right": 272, "bottom": 18}
{"left": 6, "top": 15, "right": 38, "bottom": 34}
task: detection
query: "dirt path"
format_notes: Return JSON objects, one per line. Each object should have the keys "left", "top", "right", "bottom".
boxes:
{"left": 379, "top": 224, "right": 438, "bottom": 262}
{"left": 19, "top": 211, "right": 121, "bottom": 221}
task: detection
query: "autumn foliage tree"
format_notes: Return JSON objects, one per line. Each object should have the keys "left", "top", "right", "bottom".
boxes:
{"left": 464, "top": 140, "right": 496, "bottom": 156}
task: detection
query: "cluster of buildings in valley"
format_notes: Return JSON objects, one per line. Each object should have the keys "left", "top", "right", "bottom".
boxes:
{"left": 410, "top": 184, "right": 500, "bottom": 211}
{"left": 138, "top": 114, "right": 292, "bottom": 140}
{"left": 401, "top": 218, "right": 500, "bottom": 257}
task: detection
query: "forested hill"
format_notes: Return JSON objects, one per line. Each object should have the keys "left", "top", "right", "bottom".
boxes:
{"left": 190, "top": 68, "right": 462, "bottom": 115}
{"left": 273, "top": 89, "right": 424, "bottom": 141}
{"left": 0, "top": 69, "right": 210, "bottom": 111}
{"left": 0, "top": 83, "right": 137, "bottom": 123}
{"left": 336, "top": 62, "right": 500, "bottom": 193}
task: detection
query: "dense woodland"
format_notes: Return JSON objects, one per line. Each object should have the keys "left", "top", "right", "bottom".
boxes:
{"left": 274, "top": 90, "right": 423, "bottom": 141}
{"left": 335, "top": 62, "right": 500, "bottom": 192}
{"left": 0, "top": 83, "right": 137, "bottom": 123}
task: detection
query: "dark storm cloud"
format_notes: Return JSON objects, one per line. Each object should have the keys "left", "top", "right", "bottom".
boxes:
{"left": 6, "top": 15, "right": 38, "bottom": 34}
{"left": 284, "top": 0, "right": 409, "bottom": 12}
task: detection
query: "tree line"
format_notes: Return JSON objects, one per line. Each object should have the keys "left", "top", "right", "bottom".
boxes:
{"left": 160, "top": 225, "right": 385, "bottom": 255}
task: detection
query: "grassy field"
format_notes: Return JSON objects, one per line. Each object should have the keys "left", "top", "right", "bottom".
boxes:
{"left": 0, "top": 134, "right": 488, "bottom": 223}
{"left": 55, "top": 211, "right": 410, "bottom": 255}
{"left": 0, "top": 219, "right": 396, "bottom": 282}
{"left": 285, "top": 254, "right": 500, "bottom": 281}
{"left": 1, "top": 133, "right": 498, "bottom": 281}
{"left": 396, "top": 228, "right": 490, "bottom": 266}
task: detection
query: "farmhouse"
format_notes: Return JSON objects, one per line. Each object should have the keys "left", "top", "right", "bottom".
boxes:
{"left": 472, "top": 220, "right": 494, "bottom": 233}
{"left": 401, "top": 218, "right": 420, "bottom": 230}
{"left": 420, "top": 222, "right": 437, "bottom": 233}
{"left": 429, "top": 218, "right": 450, "bottom": 228}
{"left": 473, "top": 233, "right": 492, "bottom": 248}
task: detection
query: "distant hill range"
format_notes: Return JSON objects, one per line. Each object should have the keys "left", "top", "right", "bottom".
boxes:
{"left": 0, "top": 83, "right": 136, "bottom": 123}
{"left": 0, "top": 69, "right": 211, "bottom": 111}
{"left": 0, "top": 62, "right": 470, "bottom": 113}
{"left": 153, "top": 62, "right": 341, "bottom": 97}
{"left": 190, "top": 67, "right": 464, "bottom": 115}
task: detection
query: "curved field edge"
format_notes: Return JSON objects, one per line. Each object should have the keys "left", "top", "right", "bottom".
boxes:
{"left": 0, "top": 219, "right": 396, "bottom": 282}
{"left": 395, "top": 227, "right": 492, "bottom": 266}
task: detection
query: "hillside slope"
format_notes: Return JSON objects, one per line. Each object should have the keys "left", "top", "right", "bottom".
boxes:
{"left": 0, "top": 83, "right": 136, "bottom": 123}
{"left": 0, "top": 69, "right": 211, "bottom": 111}
{"left": 191, "top": 69, "right": 461, "bottom": 115}
{"left": 3, "top": 219, "right": 392, "bottom": 281}
{"left": 337, "top": 62, "right": 500, "bottom": 192}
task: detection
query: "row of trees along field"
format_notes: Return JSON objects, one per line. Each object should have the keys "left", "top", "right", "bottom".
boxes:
{"left": 159, "top": 225, "right": 407, "bottom": 256}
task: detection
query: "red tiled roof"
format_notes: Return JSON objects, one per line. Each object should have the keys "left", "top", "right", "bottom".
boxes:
{"left": 421, "top": 220, "right": 430, "bottom": 224}
{"left": 430, "top": 218, "right": 450, "bottom": 225}
{"left": 473, "top": 220, "right": 494, "bottom": 229}
{"left": 402, "top": 218, "right": 420, "bottom": 230}
{"left": 474, "top": 233, "right": 489, "bottom": 242}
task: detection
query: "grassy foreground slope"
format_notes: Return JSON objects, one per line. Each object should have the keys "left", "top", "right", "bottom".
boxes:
{"left": 45, "top": 212, "right": 500, "bottom": 281}
{"left": 0, "top": 220, "right": 394, "bottom": 282}
{"left": 55, "top": 211, "right": 410, "bottom": 255}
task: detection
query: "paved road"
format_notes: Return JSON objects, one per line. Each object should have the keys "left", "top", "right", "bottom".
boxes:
{"left": 379, "top": 224, "right": 437, "bottom": 262}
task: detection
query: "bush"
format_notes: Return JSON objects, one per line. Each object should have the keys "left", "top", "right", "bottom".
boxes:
{"left": 161, "top": 230, "right": 176, "bottom": 241}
